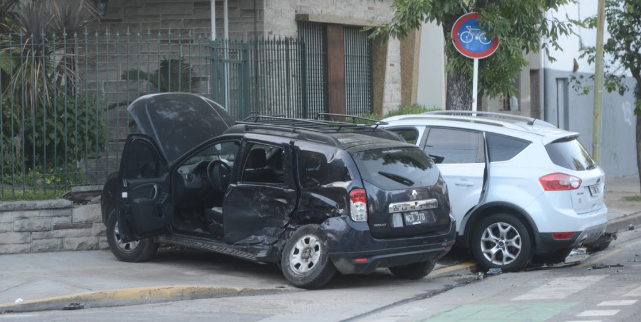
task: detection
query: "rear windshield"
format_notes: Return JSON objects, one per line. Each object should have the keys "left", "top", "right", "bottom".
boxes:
{"left": 545, "top": 138, "right": 596, "bottom": 171}
{"left": 351, "top": 147, "right": 436, "bottom": 189}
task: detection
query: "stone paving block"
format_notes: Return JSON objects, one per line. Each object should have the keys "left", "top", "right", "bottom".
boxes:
{"left": 32, "top": 238, "right": 64, "bottom": 253}
{"left": 72, "top": 204, "right": 102, "bottom": 223}
{"left": 0, "top": 223, "right": 11, "bottom": 233}
{"left": 0, "top": 243, "right": 31, "bottom": 254}
{"left": 0, "top": 232, "right": 31, "bottom": 244}
{"left": 13, "top": 217, "right": 52, "bottom": 232}
{"left": 32, "top": 228, "right": 93, "bottom": 239}
{"left": 92, "top": 223, "right": 107, "bottom": 237}
{"left": 64, "top": 237, "right": 99, "bottom": 251}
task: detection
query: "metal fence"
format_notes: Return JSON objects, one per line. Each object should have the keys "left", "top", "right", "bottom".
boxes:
{"left": 0, "top": 30, "right": 318, "bottom": 198}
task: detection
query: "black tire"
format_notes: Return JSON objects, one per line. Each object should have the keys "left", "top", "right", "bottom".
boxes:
{"left": 389, "top": 260, "right": 436, "bottom": 279}
{"left": 531, "top": 247, "right": 573, "bottom": 265}
{"left": 106, "top": 210, "right": 159, "bottom": 262}
{"left": 471, "top": 213, "right": 533, "bottom": 272}
{"left": 281, "top": 224, "right": 336, "bottom": 289}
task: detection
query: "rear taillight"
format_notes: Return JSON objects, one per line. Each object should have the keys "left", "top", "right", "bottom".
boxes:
{"left": 539, "top": 173, "right": 582, "bottom": 191}
{"left": 349, "top": 189, "right": 368, "bottom": 222}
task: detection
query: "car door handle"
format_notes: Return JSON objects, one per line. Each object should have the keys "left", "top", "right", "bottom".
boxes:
{"left": 454, "top": 180, "right": 474, "bottom": 187}
{"left": 150, "top": 184, "right": 158, "bottom": 199}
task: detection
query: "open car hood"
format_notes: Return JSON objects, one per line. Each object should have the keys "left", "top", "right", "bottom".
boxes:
{"left": 127, "top": 93, "right": 235, "bottom": 164}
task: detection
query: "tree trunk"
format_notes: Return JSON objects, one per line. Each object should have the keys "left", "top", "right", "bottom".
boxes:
{"left": 442, "top": 18, "right": 473, "bottom": 111}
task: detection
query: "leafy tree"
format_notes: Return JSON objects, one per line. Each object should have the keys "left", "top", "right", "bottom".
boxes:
{"left": 369, "top": 0, "right": 575, "bottom": 110}
{"left": 574, "top": 0, "right": 641, "bottom": 193}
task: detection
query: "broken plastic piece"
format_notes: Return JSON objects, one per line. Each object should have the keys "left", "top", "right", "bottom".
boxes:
{"left": 487, "top": 268, "right": 502, "bottom": 275}
{"left": 63, "top": 302, "right": 85, "bottom": 310}
{"left": 14, "top": 298, "right": 23, "bottom": 304}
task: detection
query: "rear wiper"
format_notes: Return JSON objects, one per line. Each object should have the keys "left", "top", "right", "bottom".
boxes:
{"left": 378, "top": 171, "right": 414, "bottom": 186}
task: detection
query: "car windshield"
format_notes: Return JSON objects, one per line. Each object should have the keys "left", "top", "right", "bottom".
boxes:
{"left": 545, "top": 137, "right": 597, "bottom": 171}
{"left": 351, "top": 147, "right": 437, "bottom": 189}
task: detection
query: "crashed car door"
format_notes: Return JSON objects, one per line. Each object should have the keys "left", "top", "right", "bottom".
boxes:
{"left": 222, "top": 139, "right": 297, "bottom": 245}
{"left": 118, "top": 134, "right": 172, "bottom": 240}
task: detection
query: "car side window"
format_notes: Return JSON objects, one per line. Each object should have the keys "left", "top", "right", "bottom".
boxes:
{"left": 125, "top": 140, "right": 165, "bottom": 179}
{"left": 298, "top": 151, "right": 329, "bottom": 188}
{"left": 423, "top": 128, "right": 484, "bottom": 164}
{"left": 487, "top": 133, "right": 531, "bottom": 162}
{"left": 241, "top": 143, "right": 285, "bottom": 184}
{"left": 389, "top": 128, "right": 420, "bottom": 144}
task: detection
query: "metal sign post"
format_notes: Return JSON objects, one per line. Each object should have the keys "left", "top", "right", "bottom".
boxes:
{"left": 451, "top": 13, "right": 499, "bottom": 111}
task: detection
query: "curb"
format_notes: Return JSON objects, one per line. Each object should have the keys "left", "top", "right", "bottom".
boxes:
{"left": 0, "top": 285, "right": 290, "bottom": 314}
{"left": 606, "top": 211, "right": 641, "bottom": 233}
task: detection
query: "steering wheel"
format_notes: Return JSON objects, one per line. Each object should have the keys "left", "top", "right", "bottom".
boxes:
{"left": 207, "top": 160, "right": 231, "bottom": 192}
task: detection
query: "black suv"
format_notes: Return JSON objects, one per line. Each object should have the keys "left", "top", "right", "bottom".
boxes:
{"left": 101, "top": 93, "right": 456, "bottom": 289}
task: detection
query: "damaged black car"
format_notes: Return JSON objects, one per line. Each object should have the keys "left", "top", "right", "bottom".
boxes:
{"left": 101, "top": 93, "right": 456, "bottom": 289}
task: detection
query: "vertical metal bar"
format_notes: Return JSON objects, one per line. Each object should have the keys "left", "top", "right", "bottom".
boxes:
{"left": 285, "top": 39, "right": 291, "bottom": 117}
{"left": 115, "top": 31, "right": 121, "bottom": 182}
{"left": 242, "top": 41, "right": 250, "bottom": 119}
{"left": 188, "top": 30, "right": 193, "bottom": 93}
{"left": 41, "top": 31, "right": 48, "bottom": 193}
{"left": 104, "top": 29, "right": 111, "bottom": 184}
{"left": 0, "top": 34, "right": 3, "bottom": 198}
{"left": 84, "top": 28, "right": 93, "bottom": 185}
{"left": 168, "top": 29, "right": 173, "bottom": 92}
{"left": 10, "top": 34, "right": 16, "bottom": 197}
{"left": 94, "top": 30, "right": 100, "bottom": 181}
{"left": 300, "top": 39, "right": 308, "bottom": 119}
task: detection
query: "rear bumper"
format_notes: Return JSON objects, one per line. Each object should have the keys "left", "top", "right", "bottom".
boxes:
{"left": 319, "top": 216, "right": 456, "bottom": 275}
{"left": 535, "top": 223, "right": 607, "bottom": 255}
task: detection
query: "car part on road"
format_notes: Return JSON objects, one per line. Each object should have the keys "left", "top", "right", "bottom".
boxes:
{"left": 471, "top": 213, "right": 532, "bottom": 272}
{"left": 531, "top": 247, "right": 573, "bottom": 265}
{"left": 389, "top": 260, "right": 437, "bottom": 279}
{"left": 106, "top": 211, "right": 158, "bottom": 262}
{"left": 585, "top": 232, "right": 617, "bottom": 253}
{"left": 280, "top": 225, "right": 336, "bottom": 289}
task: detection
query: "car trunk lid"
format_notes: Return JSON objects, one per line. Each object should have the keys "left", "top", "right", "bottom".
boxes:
{"left": 351, "top": 147, "right": 452, "bottom": 238}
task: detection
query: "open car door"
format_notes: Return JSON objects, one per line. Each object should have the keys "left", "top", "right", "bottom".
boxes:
{"left": 118, "top": 134, "right": 172, "bottom": 241}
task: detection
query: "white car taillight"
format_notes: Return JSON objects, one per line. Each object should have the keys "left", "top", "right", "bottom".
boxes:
{"left": 539, "top": 173, "right": 582, "bottom": 191}
{"left": 349, "top": 189, "right": 368, "bottom": 222}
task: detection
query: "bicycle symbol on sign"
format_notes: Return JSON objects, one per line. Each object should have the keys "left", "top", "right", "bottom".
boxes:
{"left": 459, "top": 25, "right": 492, "bottom": 45}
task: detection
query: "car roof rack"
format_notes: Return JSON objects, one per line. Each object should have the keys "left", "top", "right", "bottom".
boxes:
{"left": 238, "top": 113, "right": 388, "bottom": 133}
{"left": 422, "top": 111, "right": 556, "bottom": 128}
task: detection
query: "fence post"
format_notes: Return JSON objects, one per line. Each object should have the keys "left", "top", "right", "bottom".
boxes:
{"left": 299, "top": 40, "right": 308, "bottom": 119}
{"left": 241, "top": 41, "right": 250, "bottom": 119}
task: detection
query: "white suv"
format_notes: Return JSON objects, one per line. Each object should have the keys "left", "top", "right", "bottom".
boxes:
{"left": 382, "top": 111, "right": 608, "bottom": 272}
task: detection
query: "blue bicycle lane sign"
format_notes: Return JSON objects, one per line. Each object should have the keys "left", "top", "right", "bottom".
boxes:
{"left": 451, "top": 12, "right": 499, "bottom": 59}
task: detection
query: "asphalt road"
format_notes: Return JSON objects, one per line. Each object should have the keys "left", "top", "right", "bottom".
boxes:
{"left": 2, "top": 228, "right": 640, "bottom": 321}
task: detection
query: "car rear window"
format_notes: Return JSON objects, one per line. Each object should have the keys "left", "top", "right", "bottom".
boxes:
{"left": 351, "top": 147, "right": 436, "bottom": 189}
{"left": 545, "top": 137, "right": 596, "bottom": 171}
{"left": 487, "top": 133, "right": 531, "bottom": 162}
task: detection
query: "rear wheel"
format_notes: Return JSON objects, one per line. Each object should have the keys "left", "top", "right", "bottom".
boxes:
{"left": 106, "top": 210, "right": 158, "bottom": 262}
{"left": 281, "top": 224, "right": 336, "bottom": 289}
{"left": 471, "top": 213, "right": 533, "bottom": 272}
{"left": 389, "top": 260, "right": 436, "bottom": 279}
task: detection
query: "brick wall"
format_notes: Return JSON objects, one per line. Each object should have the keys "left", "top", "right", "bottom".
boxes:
{"left": 0, "top": 201, "right": 108, "bottom": 254}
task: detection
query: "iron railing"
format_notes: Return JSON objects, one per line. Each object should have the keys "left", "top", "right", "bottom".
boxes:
{"left": 0, "top": 28, "right": 373, "bottom": 198}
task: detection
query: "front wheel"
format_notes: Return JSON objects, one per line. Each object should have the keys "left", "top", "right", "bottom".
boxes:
{"left": 389, "top": 260, "right": 436, "bottom": 279}
{"left": 106, "top": 210, "right": 158, "bottom": 262}
{"left": 281, "top": 224, "right": 336, "bottom": 289}
{"left": 471, "top": 213, "right": 532, "bottom": 272}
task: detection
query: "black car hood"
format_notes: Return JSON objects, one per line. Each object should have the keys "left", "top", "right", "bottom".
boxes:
{"left": 127, "top": 93, "right": 235, "bottom": 164}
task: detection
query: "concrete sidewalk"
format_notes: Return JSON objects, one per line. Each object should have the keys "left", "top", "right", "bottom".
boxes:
{"left": 0, "top": 174, "right": 640, "bottom": 313}
{"left": 603, "top": 174, "right": 641, "bottom": 232}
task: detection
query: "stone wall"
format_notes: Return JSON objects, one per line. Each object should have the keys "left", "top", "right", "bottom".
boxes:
{"left": 0, "top": 200, "right": 108, "bottom": 255}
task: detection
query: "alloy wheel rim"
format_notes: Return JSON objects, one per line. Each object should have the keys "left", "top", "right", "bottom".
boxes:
{"left": 289, "top": 235, "right": 321, "bottom": 275}
{"left": 113, "top": 221, "right": 140, "bottom": 253}
{"left": 480, "top": 222, "right": 522, "bottom": 266}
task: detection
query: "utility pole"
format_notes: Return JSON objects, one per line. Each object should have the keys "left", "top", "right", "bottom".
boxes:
{"left": 593, "top": 0, "right": 605, "bottom": 164}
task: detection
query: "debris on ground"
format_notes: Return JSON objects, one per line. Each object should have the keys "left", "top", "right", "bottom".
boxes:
{"left": 14, "top": 298, "right": 23, "bottom": 304}
{"left": 585, "top": 232, "right": 618, "bottom": 253}
{"left": 62, "top": 303, "right": 84, "bottom": 310}
{"left": 629, "top": 224, "right": 635, "bottom": 231}
{"left": 487, "top": 268, "right": 502, "bottom": 275}
{"left": 591, "top": 263, "right": 624, "bottom": 270}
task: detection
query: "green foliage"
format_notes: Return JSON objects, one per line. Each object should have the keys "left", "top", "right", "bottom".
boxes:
{"left": 0, "top": 187, "right": 66, "bottom": 201}
{"left": 1, "top": 92, "right": 106, "bottom": 185}
{"left": 622, "top": 195, "right": 641, "bottom": 201}
{"left": 573, "top": 0, "right": 641, "bottom": 115}
{"left": 368, "top": 0, "right": 576, "bottom": 102}
{"left": 348, "top": 104, "right": 439, "bottom": 123}
{"left": 122, "top": 57, "right": 201, "bottom": 93}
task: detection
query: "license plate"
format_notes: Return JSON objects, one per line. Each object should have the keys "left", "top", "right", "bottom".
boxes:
{"left": 403, "top": 211, "right": 434, "bottom": 226}
{"left": 588, "top": 185, "right": 600, "bottom": 196}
